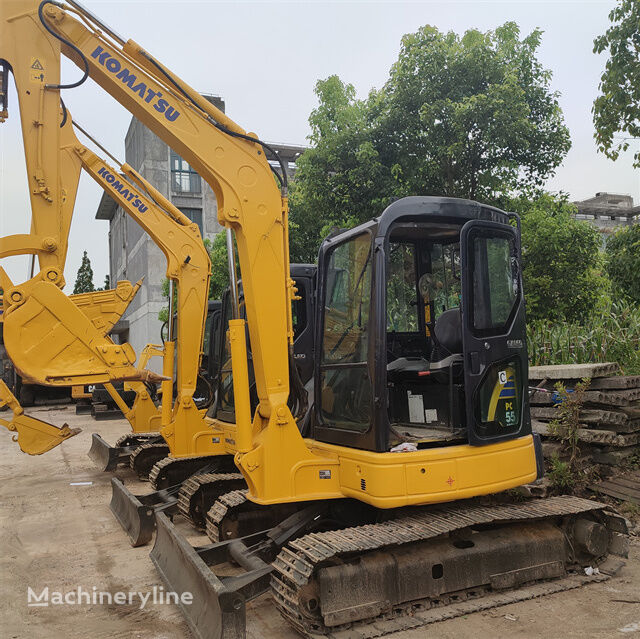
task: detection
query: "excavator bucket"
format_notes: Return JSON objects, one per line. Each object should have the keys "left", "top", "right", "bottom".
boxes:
{"left": 2, "top": 412, "right": 80, "bottom": 455}
{"left": 0, "top": 380, "right": 80, "bottom": 454}
{"left": 2, "top": 279, "right": 149, "bottom": 386}
{"left": 70, "top": 280, "right": 143, "bottom": 336}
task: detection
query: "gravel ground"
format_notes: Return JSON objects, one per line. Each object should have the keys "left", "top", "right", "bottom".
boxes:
{"left": 1, "top": 404, "right": 638, "bottom": 638}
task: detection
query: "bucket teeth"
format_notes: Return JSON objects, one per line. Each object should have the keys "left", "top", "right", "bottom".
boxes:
{"left": 0, "top": 379, "right": 80, "bottom": 455}
{"left": 5, "top": 414, "right": 80, "bottom": 455}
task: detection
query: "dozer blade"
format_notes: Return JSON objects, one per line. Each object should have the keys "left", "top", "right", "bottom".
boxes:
{"left": 110, "top": 477, "right": 177, "bottom": 547}
{"left": 151, "top": 512, "right": 272, "bottom": 639}
{"left": 150, "top": 503, "right": 327, "bottom": 639}
{"left": 88, "top": 433, "right": 129, "bottom": 471}
{"left": 2, "top": 413, "right": 80, "bottom": 455}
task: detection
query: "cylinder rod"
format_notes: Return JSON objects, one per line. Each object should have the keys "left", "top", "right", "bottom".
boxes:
{"left": 226, "top": 229, "right": 239, "bottom": 320}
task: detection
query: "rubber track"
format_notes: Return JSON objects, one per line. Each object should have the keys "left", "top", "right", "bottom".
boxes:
{"left": 148, "top": 455, "right": 183, "bottom": 490}
{"left": 114, "top": 432, "right": 159, "bottom": 448}
{"left": 205, "top": 489, "right": 249, "bottom": 542}
{"left": 176, "top": 473, "right": 245, "bottom": 528}
{"left": 148, "top": 455, "right": 218, "bottom": 490}
{"left": 129, "top": 443, "right": 169, "bottom": 477}
{"left": 271, "top": 495, "right": 623, "bottom": 637}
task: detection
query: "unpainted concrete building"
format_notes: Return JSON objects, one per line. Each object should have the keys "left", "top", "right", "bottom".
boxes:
{"left": 573, "top": 192, "right": 639, "bottom": 238}
{"left": 95, "top": 95, "right": 305, "bottom": 368}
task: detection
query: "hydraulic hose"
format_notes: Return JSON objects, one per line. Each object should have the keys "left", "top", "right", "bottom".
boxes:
{"left": 37, "top": 1, "right": 89, "bottom": 90}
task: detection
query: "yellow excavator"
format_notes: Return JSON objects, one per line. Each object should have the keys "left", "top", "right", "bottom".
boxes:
{"left": 1, "top": 8, "right": 218, "bottom": 469}
{"left": 2, "top": 2, "right": 628, "bottom": 638}
{"left": 55, "top": 113, "right": 215, "bottom": 477}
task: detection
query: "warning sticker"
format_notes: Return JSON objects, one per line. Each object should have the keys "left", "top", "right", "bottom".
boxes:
{"left": 29, "top": 58, "right": 45, "bottom": 84}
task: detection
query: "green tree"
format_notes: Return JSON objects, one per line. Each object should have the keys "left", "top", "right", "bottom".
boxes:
{"left": 606, "top": 224, "right": 640, "bottom": 304}
{"left": 593, "top": 0, "right": 640, "bottom": 167}
{"left": 73, "top": 250, "right": 95, "bottom": 294}
{"left": 374, "top": 22, "right": 570, "bottom": 201}
{"left": 518, "top": 194, "right": 607, "bottom": 322}
{"left": 206, "top": 233, "right": 234, "bottom": 301}
{"left": 290, "top": 23, "right": 571, "bottom": 262}
{"left": 158, "top": 278, "right": 171, "bottom": 323}
{"left": 289, "top": 76, "right": 393, "bottom": 262}
{"left": 103, "top": 274, "right": 110, "bottom": 290}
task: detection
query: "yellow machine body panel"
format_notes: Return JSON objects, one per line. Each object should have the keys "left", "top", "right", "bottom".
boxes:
{"left": 312, "top": 435, "right": 537, "bottom": 508}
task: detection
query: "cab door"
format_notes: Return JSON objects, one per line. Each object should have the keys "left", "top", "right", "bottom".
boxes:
{"left": 460, "top": 219, "right": 530, "bottom": 445}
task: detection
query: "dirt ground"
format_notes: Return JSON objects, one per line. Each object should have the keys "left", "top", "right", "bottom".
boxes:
{"left": 1, "top": 405, "right": 638, "bottom": 639}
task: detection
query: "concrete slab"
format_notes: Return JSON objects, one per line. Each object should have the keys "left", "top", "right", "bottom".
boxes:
{"left": 529, "top": 363, "right": 620, "bottom": 380}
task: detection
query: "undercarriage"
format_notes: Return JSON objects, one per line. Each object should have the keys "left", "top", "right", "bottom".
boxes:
{"left": 150, "top": 492, "right": 628, "bottom": 639}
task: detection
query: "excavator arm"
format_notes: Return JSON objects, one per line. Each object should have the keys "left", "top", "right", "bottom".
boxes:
{"left": 31, "top": 0, "right": 294, "bottom": 409}
{"left": 62, "top": 111, "right": 213, "bottom": 437}
{"left": 59, "top": 116, "right": 211, "bottom": 401}
{"left": 0, "top": 4, "right": 78, "bottom": 279}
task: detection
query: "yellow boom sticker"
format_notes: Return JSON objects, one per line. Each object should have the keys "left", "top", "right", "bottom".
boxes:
{"left": 29, "top": 58, "right": 45, "bottom": 84}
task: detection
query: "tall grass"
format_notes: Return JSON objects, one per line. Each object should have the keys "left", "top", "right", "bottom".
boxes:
{"left": 527, "top": 300, "right": 640, "bottom": 374}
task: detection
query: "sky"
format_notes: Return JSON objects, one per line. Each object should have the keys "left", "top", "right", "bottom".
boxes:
{"left": 1, "top": 0, "right": 638, "bottom": 291}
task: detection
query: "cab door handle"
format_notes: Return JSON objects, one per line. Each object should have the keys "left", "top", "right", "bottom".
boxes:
{"left": 469, "top": 351, "right": 481, "bottom": 374}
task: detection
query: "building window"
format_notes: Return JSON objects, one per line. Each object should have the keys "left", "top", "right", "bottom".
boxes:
{"left": 171, "top": 150, "right": 201, "bottom": 194}
{"left": 179, "top": 207, "right": 203, "bottom": 235}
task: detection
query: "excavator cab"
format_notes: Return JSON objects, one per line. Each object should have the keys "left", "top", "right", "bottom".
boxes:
{"left": 313, "top": 196, "right": 530, "bottom": 452}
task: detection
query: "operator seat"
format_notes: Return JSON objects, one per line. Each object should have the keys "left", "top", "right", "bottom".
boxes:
{"left": 429, "top": 308, "right": 463, "bottom": 370}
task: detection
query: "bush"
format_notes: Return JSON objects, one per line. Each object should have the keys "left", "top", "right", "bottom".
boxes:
{"left": 548, "top": 455, "right": 576, "bottom": 492}
{"left": 606, "top": 224, "right": 640, "bottom": 305}
{"left": 518, "top": 194, "right": 607, "bottom": 323}
{"left": 527, "top": 299, "right": 640, "bottom": 374}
